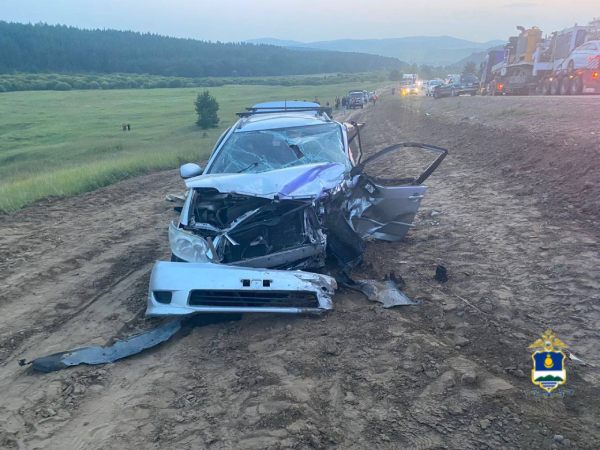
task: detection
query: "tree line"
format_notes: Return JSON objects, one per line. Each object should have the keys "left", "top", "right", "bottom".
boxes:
{"left": 0, "top": 71, "right": 387, "bottom": 93}
{"left": 0, "top": 22, "right": 404, "bottom": 78}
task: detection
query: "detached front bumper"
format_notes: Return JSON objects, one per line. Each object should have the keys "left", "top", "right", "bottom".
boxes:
{"left": 146, "top": 261, "right": 336, "bottom": 317}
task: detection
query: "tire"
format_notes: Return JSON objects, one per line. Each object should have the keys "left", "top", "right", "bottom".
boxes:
{"left": 560, "top": 77, "right": 571, "bottom": 95}
{"left": 570, "top": 75, "right": 583, "bottom": 95}
{"left": 550, "top": 78, "right": 560, "bottom": 95}
{"left": 542, "top": 80, "right": 551, "bottom": 95}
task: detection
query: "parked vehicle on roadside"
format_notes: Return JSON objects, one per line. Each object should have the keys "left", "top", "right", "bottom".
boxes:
{"left": 348, "top": 91, "right": 365, "bottom": 108}
{"left": 425, "top": 79, "right": 443, "bottom": 96}
{"left": 147, "top": 101, "right": 447, "bottom": 317}
{"left": 433, "top": 74, "right": 479, "bottom": 98}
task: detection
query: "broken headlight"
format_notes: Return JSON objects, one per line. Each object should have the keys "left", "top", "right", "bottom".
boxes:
{"left": 169, "top": 221, "right": 211, "bottom": 263}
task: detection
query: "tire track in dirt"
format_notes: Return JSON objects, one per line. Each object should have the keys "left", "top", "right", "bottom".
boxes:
{"left": 0, "top": 170, "right": 182, "bottom": 448}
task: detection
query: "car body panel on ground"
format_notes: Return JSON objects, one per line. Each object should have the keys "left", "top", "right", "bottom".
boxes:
{"left": 147, "top": 261, "right": 336, "bottom": 316}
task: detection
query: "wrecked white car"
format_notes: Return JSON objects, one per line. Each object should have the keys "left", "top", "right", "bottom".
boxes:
{"left": 147, "top": 101, "right": 447, "bottom": 316}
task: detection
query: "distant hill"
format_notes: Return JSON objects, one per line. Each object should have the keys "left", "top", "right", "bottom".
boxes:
{"left": 248, "top": 36, "right": 504, "bottom": 66}
{"left": 0, "top": 22, "right": 405, "bottom": 77}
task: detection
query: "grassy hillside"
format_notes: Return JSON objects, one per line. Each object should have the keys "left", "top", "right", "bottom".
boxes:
{"left": 0, "top": 82, "right": 380, "bottom": 212}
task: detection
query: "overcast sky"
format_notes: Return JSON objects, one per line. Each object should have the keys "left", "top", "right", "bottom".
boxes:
{"left": 2, "top": 0, "right": 598, "bottom": 43}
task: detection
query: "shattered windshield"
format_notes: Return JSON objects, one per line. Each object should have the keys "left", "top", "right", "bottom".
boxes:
{"left": 208, "top": 123, "right": 350, "bottom": 174}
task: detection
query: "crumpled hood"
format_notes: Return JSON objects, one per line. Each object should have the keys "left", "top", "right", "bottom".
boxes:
{"left": 185, "top": 163, "right": 347, "bottom": 199}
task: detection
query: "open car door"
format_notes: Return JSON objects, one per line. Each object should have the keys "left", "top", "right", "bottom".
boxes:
{"left": 347, "top": 143, "right": 447, "bottom": 242}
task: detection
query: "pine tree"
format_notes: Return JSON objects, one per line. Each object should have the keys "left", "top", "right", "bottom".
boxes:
{"left": 195, "top": 90, "right": 220, "bottom": 129}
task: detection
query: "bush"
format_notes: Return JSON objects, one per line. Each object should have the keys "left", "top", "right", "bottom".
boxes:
{"left": 54, "top": 81, "right": 72, "bottom": 91}
{"left": 168, "top": 78, "right": 183, "bottom": 88}
{"left": 194, "top": 90, "right": 219, "bottom": 129}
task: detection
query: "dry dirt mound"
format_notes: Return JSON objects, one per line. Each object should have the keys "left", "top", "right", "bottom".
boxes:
{"left": 403, "top": 95, "right": 600, "bottom": 221}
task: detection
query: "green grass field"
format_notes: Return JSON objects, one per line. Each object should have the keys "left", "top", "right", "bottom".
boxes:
{"left": 0, "top": 82, "right": 380, "bottom": 212}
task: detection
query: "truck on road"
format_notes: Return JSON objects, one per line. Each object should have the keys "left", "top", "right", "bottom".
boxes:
{"left": 487, "top": 21, "right": 600, "bottom": 95}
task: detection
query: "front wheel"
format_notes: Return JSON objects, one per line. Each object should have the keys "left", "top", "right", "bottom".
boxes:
{"left": 560, "top": 77, "right": 571, "bottom": 95}
{"left": 542, "top": 80, "right": 551, "bottom": 95}
{"left": 550, "top": 78, "right": 560, "bottom": 95}
{"left": 570, "top": 75, "right": 583, "bottom": 95}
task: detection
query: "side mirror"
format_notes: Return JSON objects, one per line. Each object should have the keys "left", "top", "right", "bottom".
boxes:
{"left": 179, "top": 163, "right": 203, "bottom": 179}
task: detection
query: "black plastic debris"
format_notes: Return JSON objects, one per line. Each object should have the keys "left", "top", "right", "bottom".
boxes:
{"left": 21, "top": 314, "right": 243, "bottom": 373}
{"left": 435, "top": 265, "right": 448, "bottom": 283}
{"left": 22, "top": 320, "right": 183, "bottom": 373}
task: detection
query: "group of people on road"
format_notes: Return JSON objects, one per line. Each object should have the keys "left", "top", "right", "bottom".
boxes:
{"left": 302, "top": 91, "right": 381, "bottom": 112}
{"left": 317, "top": 92, "right": 380, "bottom": 111}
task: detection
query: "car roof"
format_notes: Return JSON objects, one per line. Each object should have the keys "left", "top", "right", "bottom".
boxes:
{"left": 251, "top": 101, "right": 319, "bottom": 111}
{"left": 236, "top": 101, "right": 333, "bottom": 132}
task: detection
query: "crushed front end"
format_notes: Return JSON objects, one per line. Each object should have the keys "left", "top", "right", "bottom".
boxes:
{"left": 147, "top": 163, "right": 345, "bottom": 317}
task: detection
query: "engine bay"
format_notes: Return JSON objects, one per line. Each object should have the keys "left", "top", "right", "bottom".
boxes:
{"left": 186, "top": 189, "right": 326, "bottom": 267}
